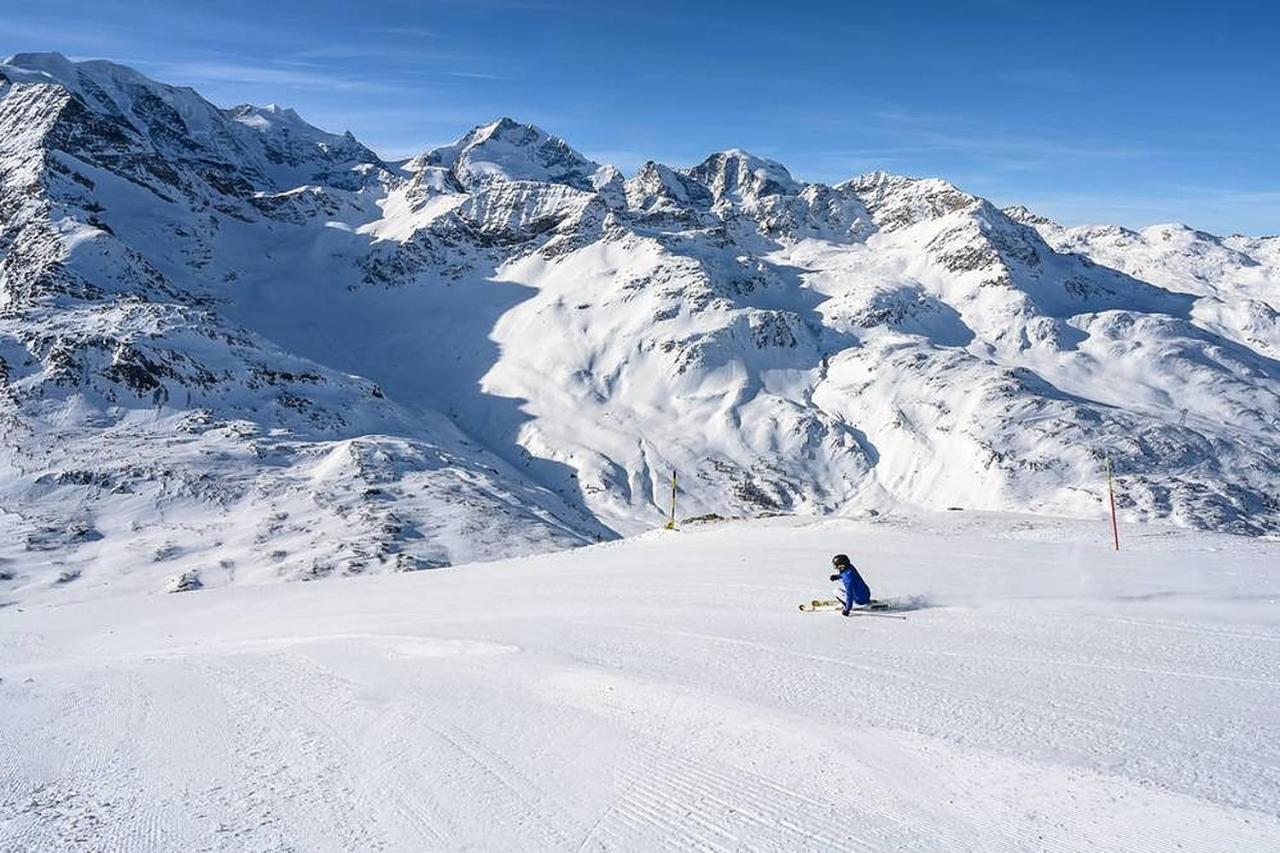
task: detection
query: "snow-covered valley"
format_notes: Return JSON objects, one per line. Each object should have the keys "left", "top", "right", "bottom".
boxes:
{"left": 2, "top": 52, "right": 1279, "bottom": 603}
{"left": 2, "top": 514, "right": 1278, "bottom": 851}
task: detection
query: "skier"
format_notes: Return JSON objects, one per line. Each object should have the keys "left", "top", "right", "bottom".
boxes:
{"left": 829, "top": 554, "right": 872, "bottom": 616}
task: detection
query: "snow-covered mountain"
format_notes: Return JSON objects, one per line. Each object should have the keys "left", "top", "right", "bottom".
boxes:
{"left": 2, "top": 53, "right": 1277, "bottom": 601}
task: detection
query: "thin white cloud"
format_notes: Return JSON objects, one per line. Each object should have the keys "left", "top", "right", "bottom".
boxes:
{"left": 869, "top": 109, "right": 1159, "bottom": 163}
{"left": 141, "top": 60, "right": 416, "bottom": 94}
{"left": 364, "top": 26, "right": 441, "bottom": 38}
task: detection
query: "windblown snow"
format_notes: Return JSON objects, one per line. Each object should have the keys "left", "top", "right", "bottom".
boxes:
{"left": 1, "top": 52, "right": 1279, "bottom": 603}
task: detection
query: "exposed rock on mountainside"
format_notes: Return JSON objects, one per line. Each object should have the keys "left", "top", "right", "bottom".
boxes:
{"left": 2, "top": 53, "right": 1277, "bottom": 601}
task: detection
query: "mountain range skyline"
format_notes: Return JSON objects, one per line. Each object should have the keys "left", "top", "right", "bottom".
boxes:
{"left": 2, "top": 0, "right": 1277, "bottom": 235}
{"left": 4, "top": 49, "right": 1276, "bottom": 242}
{"left": 3, "top": 50, "right": 1277, "bottom": 603}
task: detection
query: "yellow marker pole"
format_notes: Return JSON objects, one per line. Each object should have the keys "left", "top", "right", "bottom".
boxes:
{"left": 665, "top": 470, "right": 677, "bottom": 530}
{"left": 1106, "top": 457, "right": 1120, "bottom": 551}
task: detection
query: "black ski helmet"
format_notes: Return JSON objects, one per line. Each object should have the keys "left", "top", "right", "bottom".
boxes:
{"left": 832, "top": 554, "right": 851, "bottom": 568}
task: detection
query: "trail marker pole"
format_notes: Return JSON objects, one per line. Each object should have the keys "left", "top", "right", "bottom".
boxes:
{"left": 1106, "top": 457, "right": 1120, "bottom": 551}
{"left": 665, "top": 471, "right": 677, "bottom": 530}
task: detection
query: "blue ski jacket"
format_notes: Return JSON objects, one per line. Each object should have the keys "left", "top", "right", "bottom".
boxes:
{"left": 833, "top": 565, "right": 871, "bottom": 606}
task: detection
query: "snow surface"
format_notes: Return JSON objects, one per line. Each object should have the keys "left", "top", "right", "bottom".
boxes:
{"left": 2, "top": 514, "right": 1278, "bottom": 851}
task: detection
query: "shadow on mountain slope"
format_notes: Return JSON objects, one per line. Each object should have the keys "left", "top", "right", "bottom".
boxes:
{"left": 211, "top": 222, "right": 619, "bottom": 542}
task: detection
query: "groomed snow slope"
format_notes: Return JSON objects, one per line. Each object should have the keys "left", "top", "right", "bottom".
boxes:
{"left": 3, "top": 515, "right": 1277, "bottom": 851}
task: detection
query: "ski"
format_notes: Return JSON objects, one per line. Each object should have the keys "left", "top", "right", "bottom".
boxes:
{"left": 799, "top": 598, "right": 888, "bottom": 609}
{"left": 799, "top": 598, "right": 840, "bottom": 611}
{"left": 797, "top": 600, "right": 906, "bottom": 619}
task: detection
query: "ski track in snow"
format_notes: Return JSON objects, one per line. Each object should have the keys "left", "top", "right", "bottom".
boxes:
{"left": 2, "top": 515, "right": 1278, "bottom": 851}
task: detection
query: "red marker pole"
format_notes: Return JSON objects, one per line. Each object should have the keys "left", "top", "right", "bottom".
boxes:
{"left": 1106, "top": 457, "right": 1120, "bottom": 551}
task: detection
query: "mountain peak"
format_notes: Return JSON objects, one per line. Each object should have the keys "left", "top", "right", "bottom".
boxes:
{"left": 261, "top": 103, "right": 303, "bottom": 120}
{"left": 474, "top": 115, "right": 524, "bottom": 138}
{"left": 687, "top": 149, "right": 799, "bottom": 200}
{"left": 1002, "top": 204, "right": 1056, "bottom": 227}
{"left": 1144, "top": 222, "right": 1211, "bottom": 239}
{"left": 841, "top": 170, "right": 919, "bottom": 191}
{"left": 625, "top": 160, "right": 714, "bottom": 210}
{"left": 228, "top": 102, "right": 340, "bottom": 144}
{"left": 2, "top": 51, "right": 157, "bottom": 94}
{"left": 420, "top": 117, "right": 609, "bottom": 192}
{"left": 2, "top": 51, "right": 91, "bottom": 92}
{"left": 4, "top": 51, "right": 77, "bottom": 78}
{"left": 839, "top": 171, "right": 982, "bottom": 230}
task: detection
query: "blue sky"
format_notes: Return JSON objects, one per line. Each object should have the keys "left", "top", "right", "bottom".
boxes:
{"left": 3, "top": 0, "right": 1277, "bottom": 234}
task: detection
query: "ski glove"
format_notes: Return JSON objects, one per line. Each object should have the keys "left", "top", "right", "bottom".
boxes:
{"left": 829, "top": 573, "right": 840, "bottom": 582}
